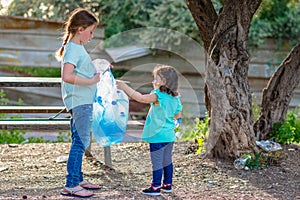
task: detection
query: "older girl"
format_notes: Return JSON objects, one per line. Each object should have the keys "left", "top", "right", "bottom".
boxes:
{"left": 56, "top": 8, "right": 100, "bottom": 198}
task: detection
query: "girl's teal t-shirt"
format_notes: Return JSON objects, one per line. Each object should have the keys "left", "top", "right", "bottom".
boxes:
{"left": 61, "top": 42, "right": 97, "bottom": 111}
{"left": 142, "top": 88, "right": 182, "bottom": 143}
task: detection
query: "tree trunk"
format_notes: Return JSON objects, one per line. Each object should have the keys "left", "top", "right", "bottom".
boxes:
{"left": 254, "top": 43, "right": 300, "bottom": 140}
{"left": 186, "top": 0, "right": 261, "bottom": 158}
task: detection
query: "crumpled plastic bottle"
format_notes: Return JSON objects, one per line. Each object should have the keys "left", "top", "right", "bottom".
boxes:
{"left": 256, "top": 140, "right": 282, "bottom": 152}
{"left": 233, "top": 155, "right": 250, "bottom": 170}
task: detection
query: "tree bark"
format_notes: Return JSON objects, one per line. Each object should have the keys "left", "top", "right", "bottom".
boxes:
{"left": 186, "top": 0, "right": 261, "bottom": 158}
{"left": 185, "top": 0, "right": 217, "bottom": 116}
{"left": 254, "top": 43, "right": 300, "bottom": 140}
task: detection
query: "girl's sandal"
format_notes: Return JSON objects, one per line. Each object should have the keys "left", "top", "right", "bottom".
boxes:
{"left": 61, "top": 186, "right": 93, "bottom": 198}
{"left": 80, "top": 180, "right": 101, "bottom": 190}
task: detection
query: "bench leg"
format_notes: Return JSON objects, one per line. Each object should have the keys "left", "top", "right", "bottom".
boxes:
{"left": 104, "top": 146, "right": 112, "bottom": 167}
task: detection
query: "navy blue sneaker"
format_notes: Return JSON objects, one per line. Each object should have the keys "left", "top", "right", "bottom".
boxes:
{"left": 161, "top": 184, "right": 172, "bottom": 193}
{"left": 142, "top": 185, "right": 161, "bottom": 196}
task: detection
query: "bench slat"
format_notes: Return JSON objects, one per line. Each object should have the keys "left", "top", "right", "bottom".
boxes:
{"left": 0, "top": 119, "right": 144, "bottom": 131}
{"left": 0, "top": 118, "right": 69, "bottom": 121}
{"left": 0, "top": 106, "right": 147, "bottom": 118}
{"left": 0, "top": 106, "right": 67, "bottom": 113}
{"left": 0, "top": 120, "right": 70, "bottom": 130}
{"left": 0, "top": 77, "right": 61, "bottom": 87}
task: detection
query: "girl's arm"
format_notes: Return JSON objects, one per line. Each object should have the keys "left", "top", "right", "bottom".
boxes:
{"left": 116, "top": 80, "right": 157, "bottom": 104}
{"left": 62, "top": 63, "right": 100, "bottom": 85}
{"left": 174, "top": 112, "right": 182, "bottom": 120}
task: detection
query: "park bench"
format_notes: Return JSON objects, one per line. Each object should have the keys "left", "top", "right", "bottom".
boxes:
{"left": 0, "top": 77, "right": 144, "bottom": 167}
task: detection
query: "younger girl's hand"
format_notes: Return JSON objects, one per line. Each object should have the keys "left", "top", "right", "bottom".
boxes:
{"left": 91, "top": 73, "right": 100, "bottom": 84}
{"left": 116, "top": 80, "right": 126, "bottom": 90}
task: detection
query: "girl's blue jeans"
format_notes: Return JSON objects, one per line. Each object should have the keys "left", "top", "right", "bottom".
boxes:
{"left": 65, "top": 104, "right": 92, "bottom": 188}
{"left": 149, "top": 142, "right": 174, "bottom": 188}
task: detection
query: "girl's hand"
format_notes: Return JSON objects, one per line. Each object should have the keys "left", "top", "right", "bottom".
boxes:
{"left": 116, "top": 80, "right": 126, "bottom": 90}
{"left": 91, "top": 73, "right": 100, "bottom": 84}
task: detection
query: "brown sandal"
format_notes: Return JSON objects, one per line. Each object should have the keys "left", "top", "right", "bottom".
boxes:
{"left": 80, "top": 180, "right": 101, "bottom": 190}
{"left": 61, "top": 186, "right": 94, "bottom": 198}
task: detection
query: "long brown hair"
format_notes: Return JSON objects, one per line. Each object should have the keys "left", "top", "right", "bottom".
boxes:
{"left": 55, "top": 8, "right": 98, "bottom": 61}
{"left": 153, "top": 65, "right": 179, "bottom": 97}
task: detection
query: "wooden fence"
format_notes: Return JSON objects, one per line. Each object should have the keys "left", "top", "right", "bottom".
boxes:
{"left": 0, "top": 15, "right": 106, "bottom": 68}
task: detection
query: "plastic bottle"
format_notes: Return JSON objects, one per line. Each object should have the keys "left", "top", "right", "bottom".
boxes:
{"left": 93, "top": 100, "right": 120, "bottom": 147}
{"left": 114, "top": 90, "right": 129, "bottom": 129}
{"left": 174, "top": 118, "right": 182, "bottom": 128}
{"left": 233, "top": 155, "right": 249, "bottom": 170}
{"left": 256, "top": 140, "right": 282, "bottom": 151}
{"left": 104, "top": 90, "right": 128, "bottom": 145}
{"left": 92, "top": 89, "right": 129, "bottom": 146}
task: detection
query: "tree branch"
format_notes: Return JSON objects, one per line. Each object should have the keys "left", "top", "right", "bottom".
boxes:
{"left": 185, "top": 0, "right": 217, "bottom": 51}
{"left": 254, "top": 43, "right": 300, "bottom": 139}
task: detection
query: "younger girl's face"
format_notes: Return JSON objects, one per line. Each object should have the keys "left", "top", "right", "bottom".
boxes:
{"left": 78, "top": 23, "right": 97, "bottom": 45}
{"left": 152, "top": 75, "right": 165, "bottom": 89}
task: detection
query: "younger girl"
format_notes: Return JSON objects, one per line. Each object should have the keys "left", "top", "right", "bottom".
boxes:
{"left": 117, "top": 65, "right": 182, "bottom": 196}
{"left": 56, "top": 8, "right": 101, "bottom": 198}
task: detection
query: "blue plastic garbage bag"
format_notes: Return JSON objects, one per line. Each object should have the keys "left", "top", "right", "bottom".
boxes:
{"left": 92, "top": 59, "right": 129, "bottom": 147}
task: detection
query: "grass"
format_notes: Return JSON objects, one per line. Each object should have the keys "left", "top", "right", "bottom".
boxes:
{"left": 0, "top": 66, "right": 61, "bottom": 77}
{"left": 0, "top": 65, "right": 127, "bottom": 78}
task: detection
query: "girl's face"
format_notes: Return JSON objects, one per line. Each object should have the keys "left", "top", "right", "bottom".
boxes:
{"left": 78, "top": 23, "right": 97, "bottom": 45}
{"left": 152, "top": 75, "right": 165, "bottom": 89}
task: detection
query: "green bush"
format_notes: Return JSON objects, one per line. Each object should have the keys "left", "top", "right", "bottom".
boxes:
{"left": 243, "top": 150, "right": 285, "bottom": 170}
{"left": 0, "top": 66, "right": 61, "bottom": 77}
{"left": 0, "top": 129, "right": 26, "bottom": 144}
{"left": 270, "top": 106, "right": 300, "bottom": 144}
{"left": 182, "top": 114, "right": 209, "bottom": 154}
{"left": 55, "top": 131, "right": 72, "bottom": 143}
{"left": 0, "top": 65, "right": 127, "bottom": 79}
{"left": 0, "top": 90, "right": 26, "bottom": 144}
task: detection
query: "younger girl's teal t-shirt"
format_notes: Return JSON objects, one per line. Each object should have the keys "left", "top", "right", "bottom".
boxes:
{"left": 142, "top": 88, "right": 182, "bottom": 143}
{"left": 61, "top": 42, "right": 97, "bottom": 111}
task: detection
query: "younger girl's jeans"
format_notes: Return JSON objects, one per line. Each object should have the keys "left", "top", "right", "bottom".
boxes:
{"left": 149, "top": 142, "right": 174, "bottom": 188}
{"left": 65, "top": 104, "right": 93, "bottom": 188}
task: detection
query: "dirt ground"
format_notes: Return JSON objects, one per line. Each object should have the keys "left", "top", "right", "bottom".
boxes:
{"left": 0, "top": 141, "right": 299, "bottom": 200}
